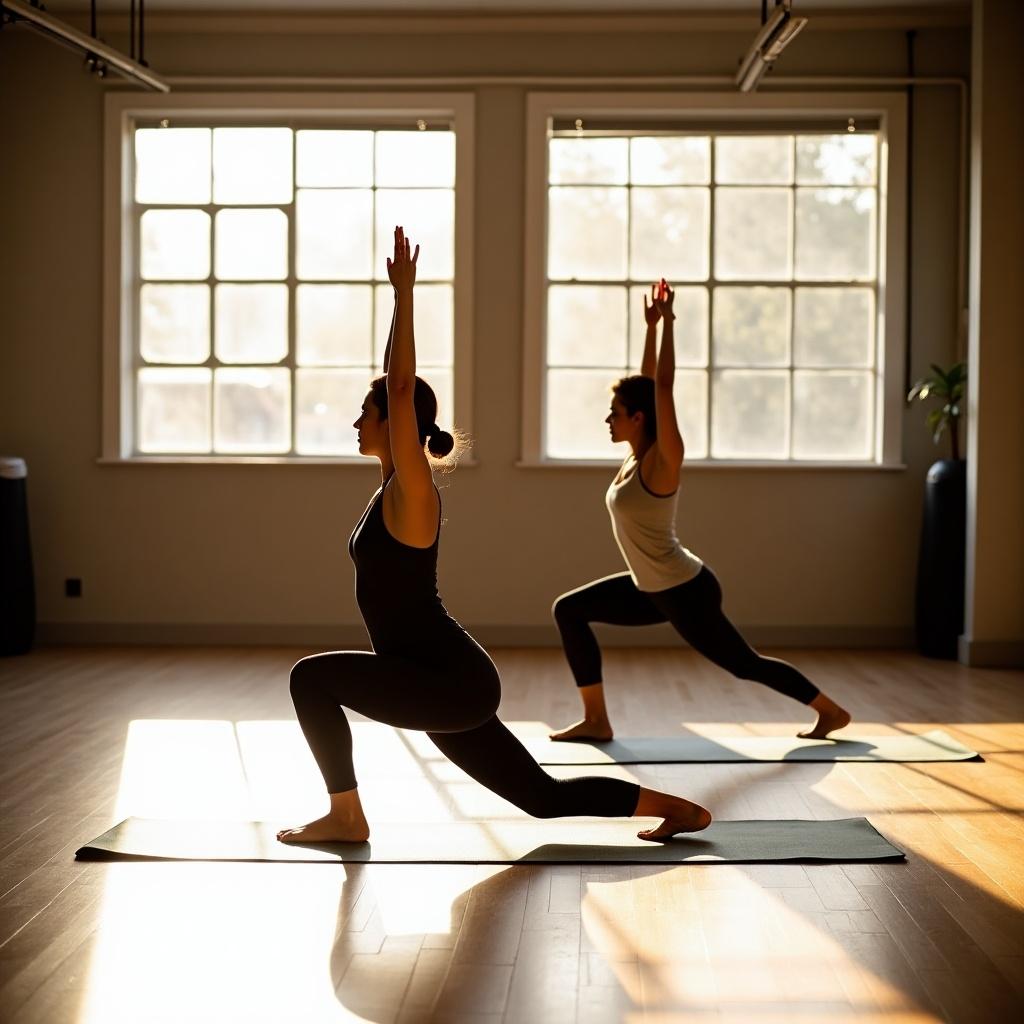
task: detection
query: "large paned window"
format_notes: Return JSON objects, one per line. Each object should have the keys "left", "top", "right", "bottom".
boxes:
{"left": 522, "top": 93, "right": 907, "bottom": 466}
{"left": 103, "top": 95, "right": 474, "bottom": 461}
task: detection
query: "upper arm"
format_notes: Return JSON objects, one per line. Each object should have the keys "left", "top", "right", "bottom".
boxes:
{"left": 386, "top": 378, "right": 434, "bottom": 503}
{"left": 654, "top": 381, "right": 685, "bottom": 468}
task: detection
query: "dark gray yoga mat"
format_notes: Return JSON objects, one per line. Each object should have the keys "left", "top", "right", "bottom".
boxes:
{"left": 75, "top": 816, "right": 903, "bottom": 864}
{"left": 518, "top": 729, "right": 979, "bottom": 765}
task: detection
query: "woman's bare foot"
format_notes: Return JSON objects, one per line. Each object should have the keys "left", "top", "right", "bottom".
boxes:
{"left": 550, "top": 682, "right": 613, "bottom": 741}
{"left": 277, "top": 812, "right": 369, "bottom": 844}
{"left": 634, "top": 788, "right": 712, "bottom": 842}
{"left": 798, "top": 693, "right": 852, "bottom": 740}
{"left": 277, "top": 789, "right": 370, "bottom": 844}
{"left": 549, "top": 718, "right": 614, "bottom": 742}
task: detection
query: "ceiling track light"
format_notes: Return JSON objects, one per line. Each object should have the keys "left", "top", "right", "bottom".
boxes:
{"left": 1, "top": 0, "right": 169, "bottom": 92}
{"left": 735, "top": 0, "right": 808, "bottom": 94}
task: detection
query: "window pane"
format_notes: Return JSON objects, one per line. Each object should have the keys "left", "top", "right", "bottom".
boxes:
{"left": 628, "top": 285, "right": 708, "bottom": 368}
{"left": 630, "top": 187, "right": 710, "bottom": 282}
{"left": 715, "top": 136, "right": 793, "bottom": 184}
{"left": 138, "top": 368, "right": 211, "bottom": 453}
{"left": 376, "top": 132, "right": 455, "bottom": 187}
{"left": 375, "top": 190, "right": 455, "bottom": 280}
{"left": 214, "top": 209, "right": 288, "bottom": 281}
{"left": 676, "top": 370, "right": 709, "bottom": 459}
{"left": 140, "top": 285, "right": 210, "bottom": 363}
{"left": 795, "top": 188, "right": 875, "bottom": 281}
{"left": 793, "top": 371, "right": 873, "bottom": 460}
{"left": 374, "top": 284, "right": 453, "bottom": 368}
{"left": 296, "top": 190, "right": 373, "bottom": 280}
{"left": 213, "top": 367, "right": 290, "bottom": 453}
{"left": 794, "top": 288, "right": 874, "bottom": 367}
{"left": 296, "top": 130, "right": 373, "bottom": 187}
{"left": 711, "top": 370, "right": 788, "bottom": 458}
{"left": 547, "top": 285, "right": 627, "bottom": 367}
{"left": 214, "top": 284, "right": 288, "bottom": 364}
{"left": 140, "top": 210, "right": 210, "bottom": 281}
{"left": 712, "top": 287, "right": 791, "bottom": 367}
{"left": 548, "top": 187, "right": 628, "bottom": 281}
{"left": 796, "top": 134, "right": 877, "bottom": 186}
{"left": 630, "top": 137, "right": 710, "bottom": 185}
{"left": 545, "top": 369, "right": 617, "bottom": 460}
{"left": 714, "top": 188, "right": 792, "bottom": 281}
{"left": 135, "top": 128, "right": 210, "bottom": 204}
{"left": 549, "top": 138, "right": 629, "bottom": 185}
{"left": 212, "top": 128, "right": 293, "bottom": 204}
{"left": 295, "top": 368, "right": 369, "bottom": 455}
{"left": 297, "top": 284, "right": 373, "bottom": 366}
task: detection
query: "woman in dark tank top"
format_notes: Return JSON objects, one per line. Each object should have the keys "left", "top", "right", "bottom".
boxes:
{"left": 278, "top": 228, "right": 711, "bottom": 845}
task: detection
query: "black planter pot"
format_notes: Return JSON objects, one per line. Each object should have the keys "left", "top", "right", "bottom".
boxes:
{"left": 915, "top": 458, "right": 966, "bottom": 659}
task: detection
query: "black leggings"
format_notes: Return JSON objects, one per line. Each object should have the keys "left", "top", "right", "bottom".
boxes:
{"left": 553, "top": 567, "right": 820, "bottom": 705}
{"left": 289, "top": 646, "right": 640, "bottom": 818}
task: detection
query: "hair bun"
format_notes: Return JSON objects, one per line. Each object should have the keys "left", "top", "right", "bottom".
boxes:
{"left": 427, "top": 428, "right": 455, "bottom": 458}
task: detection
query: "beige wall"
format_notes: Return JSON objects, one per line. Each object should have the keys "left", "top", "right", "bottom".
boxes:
{"left": 962, "top": 0, "right": 1024, "bottom": 666}
{"left": 0, "top": 16, "right": 974, "bottom": 646}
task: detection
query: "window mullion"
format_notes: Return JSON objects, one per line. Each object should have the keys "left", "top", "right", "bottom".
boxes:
{"left": 707, "top": 136, "right": 716, "bottom": 461}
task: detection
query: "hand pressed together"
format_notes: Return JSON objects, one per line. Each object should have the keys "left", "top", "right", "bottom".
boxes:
{"left": 386, "top": 225, "right": 419, "bottom": 293}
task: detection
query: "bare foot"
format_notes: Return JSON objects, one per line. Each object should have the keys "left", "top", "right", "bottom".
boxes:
{"left": 798, "top": 695, "right": 852, "bottom": 740}
{"left": 276, "top": 811, "right": 369, "bottom": 844}
{"left": 637, "top": 803, "right": 712, "bottom": 842}
{"left": 549, "top": 719, "right": 614, "bottom": 742}
{"left": 634, "top": 789, "right": 712, "bottom": 842}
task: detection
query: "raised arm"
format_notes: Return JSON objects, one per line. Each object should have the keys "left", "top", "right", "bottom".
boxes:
{"left": 639, "top": 282, "right": 660, "bottom": 379}
{"left": 652, "top": 282, "right": 685, "bottom": 469}
{"left": 381, "top": 301, "right": 397, "bottom": 373}
{"left": 385, "top": 226, "right": 434, "bottom": 500}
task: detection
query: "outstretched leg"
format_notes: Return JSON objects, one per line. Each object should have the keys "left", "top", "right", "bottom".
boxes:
{"left": 550, "top": 573, "right": 665, "bottom": 741}
{"left": 653, "top": 568, "right": 852, "bottom": 738}
{"left": 430, "top": 716, "right": 711, "bottom": 841}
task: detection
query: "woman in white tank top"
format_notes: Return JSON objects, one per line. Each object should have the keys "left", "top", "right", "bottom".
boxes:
{"left": 550, "top": 281, "right": 852, "bottom": 743}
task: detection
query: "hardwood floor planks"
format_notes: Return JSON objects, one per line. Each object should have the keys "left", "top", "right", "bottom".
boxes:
{"left": 0, "top": 645, "right": 1021, "bottom": 1022}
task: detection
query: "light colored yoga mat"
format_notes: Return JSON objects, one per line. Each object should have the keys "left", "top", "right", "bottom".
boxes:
{"left": 75, "top": 816, "right": 903, "bottom": 864}
{"left": 518, "top": 729, "right": 979, "bottom": 765}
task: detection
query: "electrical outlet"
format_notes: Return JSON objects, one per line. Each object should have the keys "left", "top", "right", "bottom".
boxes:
{"left": 65, "top": 578, "right": 82, "bottom": 598}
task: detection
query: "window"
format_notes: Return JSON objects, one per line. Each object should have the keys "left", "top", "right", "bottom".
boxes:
{"left": 522, "top": 93, "right": 907, "bottom": 466}
{"left": 103, "top": 94, "right": 475, "bottom": 461}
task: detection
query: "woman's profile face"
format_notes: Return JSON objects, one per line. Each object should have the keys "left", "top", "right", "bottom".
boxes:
{"left": 605, "top": 396, "right": 637, "bottom": 444}
{"left": 353, "top": 391, "right": 387, "bottom": 457}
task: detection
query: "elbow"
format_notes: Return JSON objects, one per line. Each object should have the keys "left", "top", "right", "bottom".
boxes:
{"left": 386, "top": 372, "right": 414, "bottom": 395}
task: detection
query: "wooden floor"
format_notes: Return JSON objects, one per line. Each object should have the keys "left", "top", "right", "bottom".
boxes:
{"left": 0, "top": 646, "right": 1022, "bottom": 1023}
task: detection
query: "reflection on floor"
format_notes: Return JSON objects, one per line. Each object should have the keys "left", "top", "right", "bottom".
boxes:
{"left": 1, "top": 646, "right": 1022, "bottom": 1022}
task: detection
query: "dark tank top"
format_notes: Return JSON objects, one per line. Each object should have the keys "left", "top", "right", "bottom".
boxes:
{"left": 348, "top": 477, "right": 462, "bottom": 657}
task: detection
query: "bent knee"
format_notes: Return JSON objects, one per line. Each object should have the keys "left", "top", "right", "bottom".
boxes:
{"left": 552, "top": 592, "right": 583, "bottom": 627}
{"left": 288, "top": 656, "right": 322, "bottom": 698}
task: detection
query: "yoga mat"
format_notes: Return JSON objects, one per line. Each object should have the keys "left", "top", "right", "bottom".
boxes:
{"left": 518, "top": 729, "right": 979, "bottom": 765}
{"left": 75, "top": 816, "right": 903, "bottom": 865}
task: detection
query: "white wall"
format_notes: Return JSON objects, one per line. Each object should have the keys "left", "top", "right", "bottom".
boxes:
{"left": 0, "top": 14, "right": 973, "bottom": 646}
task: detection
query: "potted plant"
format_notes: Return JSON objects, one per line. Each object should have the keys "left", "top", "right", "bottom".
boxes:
{"left": 907, "top": 362, "right": 967, "bottom": 659}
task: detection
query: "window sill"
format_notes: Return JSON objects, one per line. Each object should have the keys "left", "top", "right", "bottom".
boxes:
{"left": 515, "top": 458, "right": 908, "bottom": 471}
{"left": 97, "top": 455, "right": 480, "bottom": 467}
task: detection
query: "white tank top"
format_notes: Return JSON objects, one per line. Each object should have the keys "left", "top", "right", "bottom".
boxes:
{"left": 605, "top": 454, "right": 703, "bottom": 593}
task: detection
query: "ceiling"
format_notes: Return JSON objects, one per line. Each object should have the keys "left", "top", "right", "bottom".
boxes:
{"left": 48, "top": 1, "right": 970, "bottom": 12}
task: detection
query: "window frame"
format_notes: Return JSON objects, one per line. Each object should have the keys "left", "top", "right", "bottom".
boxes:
{"left": 520, "top": 90, "right": 908, "bottom": 468}
{"left": 102, "top": 91, "right": 475, "bottom": 463}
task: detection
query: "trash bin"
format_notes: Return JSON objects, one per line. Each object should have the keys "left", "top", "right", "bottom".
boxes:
{"left": 0, "top": 457, "right": 35, "bottom": 655}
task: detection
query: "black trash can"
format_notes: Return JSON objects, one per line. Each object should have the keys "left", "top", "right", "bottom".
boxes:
{"left": 0, "top": 457, "right": 36, "bottom": 656}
